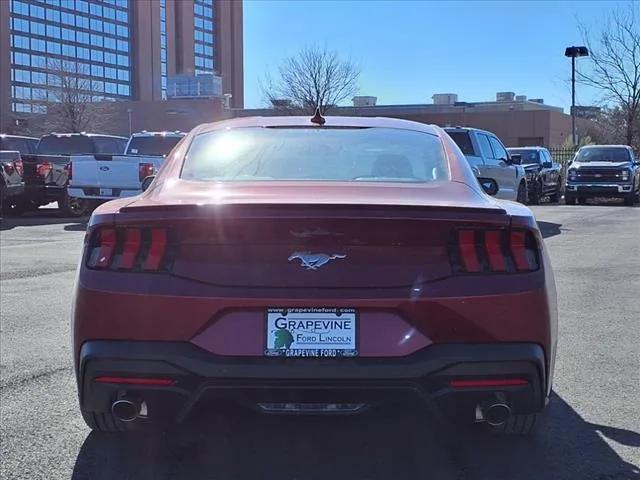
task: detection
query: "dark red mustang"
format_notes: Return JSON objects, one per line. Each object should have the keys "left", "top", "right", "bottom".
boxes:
{"left": 72, "top": 115, "right": 557, "bottom": 435}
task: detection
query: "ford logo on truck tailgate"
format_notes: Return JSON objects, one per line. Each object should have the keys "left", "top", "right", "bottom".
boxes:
{"left": 99, "top": 166, "right": 110, "bottom": 171}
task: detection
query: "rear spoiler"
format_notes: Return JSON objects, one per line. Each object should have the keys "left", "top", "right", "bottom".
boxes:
{"left": 119, "top": 202, "right": 508, "bottom": 217}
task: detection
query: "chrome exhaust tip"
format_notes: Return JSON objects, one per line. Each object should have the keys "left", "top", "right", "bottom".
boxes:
{"left": 482, "top": 402, "right": 512, "bottom": 426}
{"left": 111, "top": 398, "right": 141, "bottom": 422}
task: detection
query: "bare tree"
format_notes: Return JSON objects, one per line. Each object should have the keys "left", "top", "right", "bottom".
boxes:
{"left": 37, "top": 59, "right": 113, "bottom": 133}
{"left": 261, "top": 46, "right": 360, "bottom": 114}
{"left": 578, "top": 3, "right": 640, "bottom": 147}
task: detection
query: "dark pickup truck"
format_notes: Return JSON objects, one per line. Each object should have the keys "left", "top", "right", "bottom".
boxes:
{"left": 20, "top": 133, "right": 127, "bottom": 217}
{"left": 565, "top": 145, "right": 640, "bottom": 206}
{"left": 0, "top": 135, "right": 38, "bottom": 215}
{"left": 507, "top": 147, "right": 563, "bottom": 204}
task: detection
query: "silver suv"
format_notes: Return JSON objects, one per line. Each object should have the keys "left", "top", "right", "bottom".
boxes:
{"left": 444, "top": 127, "right": 527, "bottom": 203}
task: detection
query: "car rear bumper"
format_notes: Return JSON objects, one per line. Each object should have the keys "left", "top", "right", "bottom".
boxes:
{"left": 566, "top": 183, "right": 634, "bottom": 197}
{"left": 78, "top": 340, "right": 547, "bottom": 422}
{"left": 68, "top": 186, "right": 141, "bottom": 200}
{"left": 23, "top": 183, "right": 65, "bottom": 203}
{"left": 0, "top": 183, "right": 24, "bottom": 200}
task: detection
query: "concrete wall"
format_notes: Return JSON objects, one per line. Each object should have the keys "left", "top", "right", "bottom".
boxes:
{"left": 132, "top": 1, "right": 162, "bottom": 101}
{"left": 217, "top": 0, "right": 243, "bottom": 108}
{"left": 98, "top": 98, "right": 225, "bottom": 136}
{"left": 229, "top": 106, "right": 589, "bottom": 147}
{"left": 174, "top": 0, "right": 195, "bottom": 75}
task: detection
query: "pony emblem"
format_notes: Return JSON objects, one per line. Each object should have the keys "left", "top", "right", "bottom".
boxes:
{"left": 288, "top": 251, "right": 346, "bottom": 270}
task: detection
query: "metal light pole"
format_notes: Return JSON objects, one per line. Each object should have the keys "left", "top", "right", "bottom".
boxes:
{"left": 127, "top": 108, "right": 133, "bottom": 136}
{"left": 564, "top": 46, "right": 589, "bottom": 146}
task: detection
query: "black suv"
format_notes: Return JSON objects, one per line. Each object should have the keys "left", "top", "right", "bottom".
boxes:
{"left": 507, "top": 147, "right": 563, "bottom": 204}
{"left": 21, "top": 133, "right": 127, "bottom": 216}
{"left": 565, "top": 145, "right": 640, "bottom": 206}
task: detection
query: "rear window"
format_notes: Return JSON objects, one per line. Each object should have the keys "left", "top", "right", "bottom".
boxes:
{"left": 0, "top": 137, "right": 36, "bottom": 154}
{"left": 181, "top": 127, "right": 449, "bottom": 183}
{"left": 126, "top": 136, "right": 184, "bottom": 156}
{"left": 93, "top": 137, "right": 127, "bottom": 154}
{"left": 36, "top": 135, "right": 94, "bottom": 155}
{"left": 508, "top": 149, "right": 540, "bottom": 164}
{"left": 446, "top": 131, "right": 476, "bottom": 156}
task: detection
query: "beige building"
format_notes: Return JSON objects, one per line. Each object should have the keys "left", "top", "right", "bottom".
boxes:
{"left": 231, "top": 94, "right": 592, "bottom": 148}
{"left": 0, "top": 0, "right": 243, "bottom": 134}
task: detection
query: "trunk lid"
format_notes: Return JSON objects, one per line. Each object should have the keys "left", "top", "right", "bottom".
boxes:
{"left": 115, "top": 181, "right": 508, "bottom": 289}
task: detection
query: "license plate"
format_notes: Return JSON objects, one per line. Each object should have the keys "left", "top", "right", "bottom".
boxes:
{"left": 99, "top": 188, "right": 113, "bottom": 196}
{"left": 265, "top": 308, "right": 357, "bottom": 357}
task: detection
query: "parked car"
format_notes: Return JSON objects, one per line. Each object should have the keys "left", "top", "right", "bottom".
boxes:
{"left": 73, "top": 115, "right": 557, "bottom": 436}
{"left": 444, "top": 127, "right": 527, "bottom": 203}
{"left": 0, "top": 134, "right": 39, "bottom": 154}
{"left": 0, "top": 150, "right": 25, "bottom": 215}
{"left": 0, "top": 134, "right": 38, "bottom": 215}
{"left": 67, "top": 131, "right": 185, "bottom": 204}
{"left": 20, "top": 133, "right": 127, "bottom": 217}
{"left": 507, "top": 147, "right": 563, "bottom": 204}
{"left": 565, "top": 145, "right": 640, "bottom": 206}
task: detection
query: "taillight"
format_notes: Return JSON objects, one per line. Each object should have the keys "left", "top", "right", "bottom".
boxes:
{"left": 36, "top": 161, "right": 52, "bottom": 178}
{"left": 14, "top": 159, "right": 23, "bottom": 176}
{"left": 139, "top": 162, "right": 154, "bottom": 182}
{"left": 450, "top": 229, "right": 539, "bottom": 274}
{"left": 3, "top": 162, "right": 15, "bottom": 175}
{"left": 87, "top": 227, "right": 171, "bottom": 272}
{"left": 64, "top": 162, "right": 72, "bottom": 180}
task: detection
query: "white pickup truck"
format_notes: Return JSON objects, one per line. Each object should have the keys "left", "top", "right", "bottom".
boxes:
{"left": 67, "top": 131, "right": 185, "bottom": 202}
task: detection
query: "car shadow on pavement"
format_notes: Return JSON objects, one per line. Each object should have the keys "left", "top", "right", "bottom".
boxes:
{"left": 537, "top": 221, "right": 563, "bottom": 239}
{"left": 71, "top": 393, "right": 639, "bottom": 480}
{"left": 0, "top": 209, "right": 88, "bottom": 231}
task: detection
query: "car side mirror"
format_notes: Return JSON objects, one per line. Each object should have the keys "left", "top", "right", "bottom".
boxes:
{"left": 477, "top": 177, "right": 499, "bottom": 196}
{"left": 542, "top": 161, "right": 552, "bottom": 168}
{"left": 141, "top": 175, "right": 155, "bottom": 192}
{"left": 510, "top": 154, "right": 522, "bottom": 165}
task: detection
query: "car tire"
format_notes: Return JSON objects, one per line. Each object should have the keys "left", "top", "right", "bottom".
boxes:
{"left": 81, "top": 409, "right": 127, "bottom": 433}
{"left": 624, "top": 193, "right": 635, "bottom": 206}
{"left": 565, "top": 194, "right": 576, "bottom": 205}
{"left": 577, "top": 197, "right": 587, "bottom": 205}
{"left": 516, "top": 181, "right": 527, "bottom": 204}
{"left": 59, "top": 192, "right": 91, "bottom": 218}
{"left": 489, "top": 412, "right": 539, "bottom": 436}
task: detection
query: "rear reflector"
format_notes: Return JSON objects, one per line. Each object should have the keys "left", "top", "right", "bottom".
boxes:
{"left": 451, "top": 229, "right": 539, "bottom": 274}
{"left": 87, "top": 226, "right": 170, "bottom": 272}
{"left": 94, "top": 376, "right": 174, "bottom": 386}
{"left": 450, "top": 378, "right": 529, "bottom": 388}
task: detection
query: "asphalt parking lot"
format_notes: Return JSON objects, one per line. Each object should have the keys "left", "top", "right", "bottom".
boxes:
{"left": 1, "top": 203, "right": 639, "bottom": 480}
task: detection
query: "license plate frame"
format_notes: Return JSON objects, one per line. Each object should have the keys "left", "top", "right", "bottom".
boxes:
{"left": 99, "top": 188, "right": 113, "bottom": 196}
{"left": 264, "top": 308, "right": 358, "bottom": 358}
